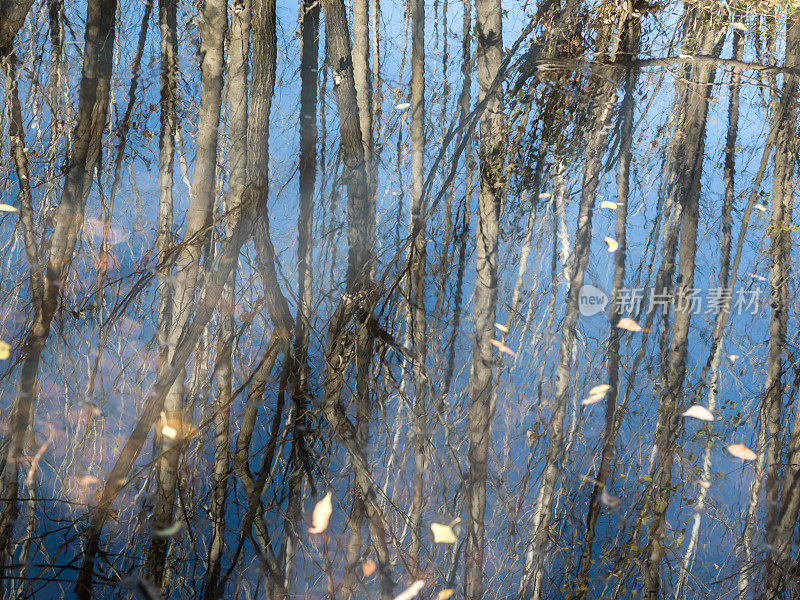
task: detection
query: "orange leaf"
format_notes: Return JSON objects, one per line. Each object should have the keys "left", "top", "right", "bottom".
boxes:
{"left": 617, "top": 317, "right": 642, "bottom": 332}
{"left": 727, "top": 443, "right": 757, "bottom": 461}
{"left": 490, "top": 339, "right": 517, "bottom": 357}
{"left": 362, "top": 559, "right": 377, "bottom": 577}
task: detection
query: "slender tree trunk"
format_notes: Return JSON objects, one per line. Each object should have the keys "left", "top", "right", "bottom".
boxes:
{"left": 573, "top": 14, "right": 640, "bottom": 599}
{"left": 407, "top": 0, "right": 428, "bottom": 578}
{"left": 464, "top": 0, "right": 503, "bottom": 595}
{"left": 642, "top": 5, "right": 722, "bottom": 598}
{"left": 147, "top": 0, "right": 226, "bottom": 584}
{"left": 204, "top": 2, "right": 249, "bottom": 597}
{"left": 283, "top": 0, "right": 319, "bottom": 587}
{"left": 0, "top": 0, "right": 117, "bottom": 571}
{"left": 760, "top": 14, "right": 800, "bottom": 599}
{"left": 0, "top": 0, "right": 36, "bottom": 55}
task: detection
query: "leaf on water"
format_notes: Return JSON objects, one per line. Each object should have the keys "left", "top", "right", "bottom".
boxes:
{"left": 727, "top": 354, "right": 740, "bottom": 363}
{"left": 362, "top": 559, "right": 377, "bottom": 577}
{"left": 600, "top": 489, "right": 620, "bottom": 508}
{"left": 732, "top": 22, "right": 748, "bottom": 32}
{"left": 162, "top": 424, "right": 178, "bottom": 439}
{"left": 539, "top": 192, "right": 551, "bottom": 199}
{"left": 394, "top": 580, "right": 425, "bottom": 600}
{"left": 437, "top": 590, "right": 455, "bottom": 600}
{"left": 727, "top": 443, "right": 757, "bottom": 461}
{"left": 600, "top": 201, "right": 618, "bottom": 210}
{"left": 604, "top": 237, "right": 619, "bottom": 252}
{"left": 309, "top": 492, "right": 333, "bottom": 534}
{"left": 754, "top": 204, "right": 767, "bottom": 212}
{"left": 617, "top": 318, "right": 642, "bottom": 332}
{"left": 490, "top": 339, "right": 517, "bottom": 357}
{"left": 698, "top": 480, "right": 712, "bottom": 489}
{"left": 581, "top": 394, "right": 605, "bottom": 406}
{"left": 682, "top": 405, "right": 714, "bottom": 422}
{"left": 395, "top": 102, "right": 411, "bottom": 110}
{"left": 449, "top": 516, "right": 461, "bottom": 526}
{"left": 589, "top": 384, "right": 612, "bottom": 397}
{"left": 494, "top": 322, "right": 509, "bottom": 334}
{"left": 153, "top": 522, "right": 182, "bottom": 537}
{"left": 678, "top": 53, "right": 693, "bottom": 60}
{"left": 750, "top": 273, "right": 766, "bottom": 281}
{"left": 0, "top": 204, "right": 19, "bottom": 213}
{"left": 0, "top": 341, "right": 9, "bottom": 360}
{"left": 430, "top": 523, "right": 456, "bottom": 544}
{"left": 74, "top": 475, "right": 100, "bottom": 485}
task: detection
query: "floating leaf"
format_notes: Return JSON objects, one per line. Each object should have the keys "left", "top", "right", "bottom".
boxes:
{"left": 0, "top": 204, "right": 18, "bottom": 213}
{"left": 490, "top": 339, "right": 517, "bottom": 357}
{"left": 362, "top": 559, "right": 377, "bottom": 577}
{"left": 309, "top": 492, "right": 333, "bottom": 534}
{"left": 604, "top": 237, "right": 619, "bottom": 252}
{"left": 600, "top": 489, "right": 620, "bottom": 508}
{"left": 727, "top": 354, "right": 740, "bottom": 363}
{"left": 153, "top": 522, "right": 182, "bottom": 537}
{"left": 394, "top": 580, "right": 425, "bottom": 600}
{"left": 727, "top": 443, "right": 757, "bottom": 461}
{"left": 698, "top": 480, "right": 712, "bottom": 489}
{"left": 754, "top": 203, "right": 767, "bottom": 212}
{"left": 437, "top": 590, "right": 455, "bottom": 600}
{"left": 589, "top": 384, "right": 612, "bottom": 397}
{"left": 582, "top": 394, "right": 605, "bottom": 406}
{"left": 430, "top": 523, "right": 456, "bottom": 544}
{"left": 395, "top": 102, "right": 411, "bottom": 111}
{"left": 494, "top": 322, "right": 509, "bottom": 334}
{"left": 750, "top": 273, "right": 766, "bottom": 281}
{"left": 600, "top": 201, "right": 618, "bottom": 210}
{"left": 617, "top": 318, "right": 642, "bottom": 332}
{"left": 682, "top": 405, "right": 714, "bottom": 422}
{"left": 0, "top": 341, "right": 9, "bottom": 360}
{"left": 732, "top": 22, "right": 749, "bottom": 32}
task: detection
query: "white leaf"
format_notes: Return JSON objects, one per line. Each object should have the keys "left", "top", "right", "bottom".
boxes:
{"left": 395, "top": 102, "right": 411, "bottom": 110}
{"left": 727, "top": 443, "right": 757, "bottom": 461}
{"left": 394, "top": 580, "right": 425, "bottom": 600}
{"left": 309, "top": 492, "right": 333, "bottom": 534}
{"left": 682, "top": 405, "right": 714, "bottom": 422}
{"left": 604, "top": 237, "right": 619, "bottom": 252}
{"left": 600, "top": 200, "right": 618, "bottom": 210}
{"left": 0, "top": 204, "right": 18, "bottom": 212}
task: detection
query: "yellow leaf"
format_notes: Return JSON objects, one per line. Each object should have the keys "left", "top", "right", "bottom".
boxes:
{"left": 600, "top": 201, "right": 618, "bottom": 210}
{"left": 0, "top": 341, "right": 9, "bottom": 360}
{"left": 0, "top": 204, "right": 18, "bottom": 213}
{"left": 309, "top": 492, "right": 333, "bottom": 534}
{"left": 732, "top": 22, "right": 748, "bottom": 32}
{"left": 430, "top": 523, "right": 456, "bottom": 544}
{"left": 153, "top": 522, "right": 182, "bottom": 537}
{"left": 754, "top": 203, "right": 766, "bottom": 212}
{"left": 604, "top": 237, "right": 619, "bottom": 252}
{"left": 494, "top": 322, "right": 509, "bottom": 334}
{"left": 437, "top": 590, "right": 455, "bottom": 600}
{"left": 617, "top": 317, "right": 642, "bottom": 332}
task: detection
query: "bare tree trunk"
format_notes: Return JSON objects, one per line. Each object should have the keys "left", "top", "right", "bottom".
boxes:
{"left": 0, "top": 0, "right": 36, "bottom": 55}
{"left": 147, "top": 0, "right": 226, "bottom": 584}
{"left": 283, "top": 0, "right": 319, "bottom": 586}
{"left": 0, "top": 0, "right": 117, "bottom": 571}
{"left": 642, "top": 4, "right": 722, "bottom": 598}
{"left": 407, "top": 0, "right": 428, "bottom": 578}
{"left": 573, "top": 14, "right": 640, "bottom": 599}
{"left": 463, "top": 0, "right": 503, "bottom": 596}
{"left": 759, "top": 14, "right": 800, "bottom": 599}
{"left": 204, "top": 2, "right": 249, "bottom": 597}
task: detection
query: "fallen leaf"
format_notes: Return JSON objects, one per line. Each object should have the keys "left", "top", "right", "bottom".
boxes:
{"left": 698, "top": 480, "right": 711, "bottom": 489}
{"left": 449, "top": 517, "right": 461, "bottom": 526}
{"left": 362, "top": 559, "right": 377, "bottom": 577}
{"left": 539, "top": 192, "right": 551, "bottom": 199}
{"left": 732, "top": 22, "right": 748, "bottom": 32}
{"left": 604, "top": 237, "right": 619, "bottom": 252}
{"left": 430, "top": 523, "right": 456, "bottom": 544}
{"left": 727, "top": 443, "right": 757, "bottom": 461}
{"left": 682, "top": 405, "right": 714, "bottom": 422}
{"left": 600, "top": 201, "right": 618, "bottom": 210}
{"left": 727, "top": 354, "right": 740, "bottom": 363}
{"left": 437, "top": 590, "right": 455, "bottom": 600}
{"left": 395, "top": 102, "right": 410, "bottom": 110}
{"left": 617, "top": 317, "right": 642, "bottom": 332}
{"left": 588, "top": 384, "right": 612, "bottom": 397}
{"left": 0, "top": 341, "right": 10, "bottom": 360}
{"left": 581, "top": 395, "right": 605, "bottom": 406}
{"left": 494, "top": 322, "right": 509, "bottom": 334}
{"left": 0, "top": 204, "right": 18, "bottom": 212}
{"left": 600, "top": 489, "right": 620, "bottom": 508}
{"left": 750, "top": 273, "right": 766, "bottom": 281}
{"left": 394, "top": 580, "right": 425, "bottom": 600}
{"left": 153, "top": 522, "right": 182, "bottom": 537}
{"left": 309, "top": 492, "right": 333, "bottom": 534}
{"left": 490, "top": 339, "right": 517, "bottom": 357}
{"left": 754, "top": 203, "right": 767, "bottom": 212}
